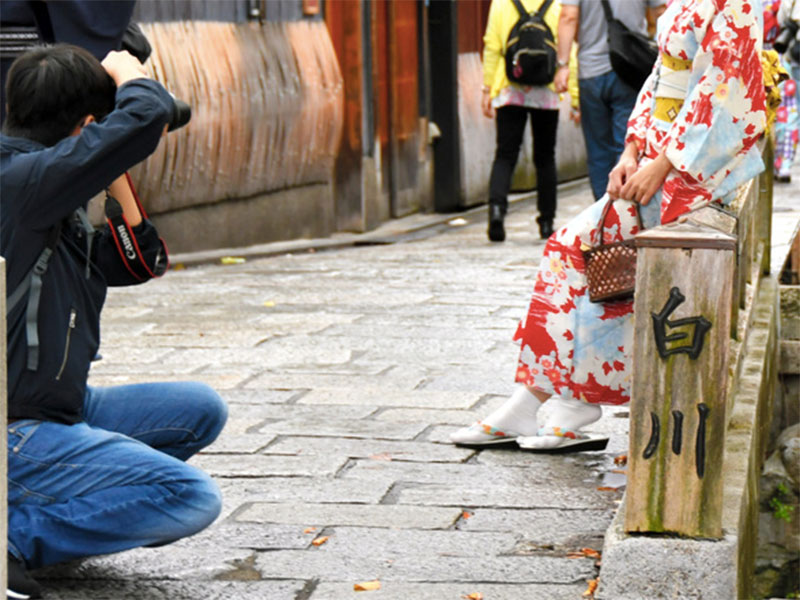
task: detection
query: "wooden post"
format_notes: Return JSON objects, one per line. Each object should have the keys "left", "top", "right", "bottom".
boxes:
{"left": 626, "top": 223, "right": 736, "bottom": 538}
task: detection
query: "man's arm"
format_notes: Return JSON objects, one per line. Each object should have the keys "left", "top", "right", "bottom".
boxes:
{"left": 555, "top": 4, "right": 579, "bottom": 93}
{"left": 22, "top": 56, "right": 172, "bottom": 228}
{"left": 646, "top": 3, "right": 667, "bottom": 37}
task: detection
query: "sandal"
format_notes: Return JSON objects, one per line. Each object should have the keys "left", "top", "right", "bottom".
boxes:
{"left": 450, "top": 421, "right": 522, "bottom": 447}
{"left": 516, "top": 426, "right": 609, "bottom": 453}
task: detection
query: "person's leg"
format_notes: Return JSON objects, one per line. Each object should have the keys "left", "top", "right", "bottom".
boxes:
{"left": 82, "top": 381, "right": 227, "bottom": 460}
{"left": 487, "top": 105, "right": 528, "bottom": 241}
{"left": 606, "top": 71, "right": 639, "bottom": 166}
{"left": 579, "top": 73, "right": 618, "bottom": 200}
{"left": 529, "top": 108, "right": 559, "bottom": 238}
{"left": 7, "top": 419, "right": 222, "bottom": 569}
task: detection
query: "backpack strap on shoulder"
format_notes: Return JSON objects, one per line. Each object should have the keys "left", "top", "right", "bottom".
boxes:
{"left": 510, "top": 0, "right": 528, "bottom": 18}
{"left": 536, "top": 0, "right": 556, "bottom": 18}
{"left": 4, "top": 221, "right": 64, "bottom": 371}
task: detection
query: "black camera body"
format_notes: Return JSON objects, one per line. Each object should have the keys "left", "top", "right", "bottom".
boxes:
{"left": 774, "top": 19, "right": 799, "bottom": 55}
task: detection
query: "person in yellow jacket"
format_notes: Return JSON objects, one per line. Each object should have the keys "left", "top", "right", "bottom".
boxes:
{"left": 482, "top": 0, "right": 575, "bottom": 241}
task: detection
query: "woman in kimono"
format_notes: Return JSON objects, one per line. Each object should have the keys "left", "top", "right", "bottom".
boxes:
{"left": 451, "top": 0, "right": 767, "bottom": 450}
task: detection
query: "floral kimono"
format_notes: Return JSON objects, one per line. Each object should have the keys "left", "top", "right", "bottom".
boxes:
{"left": 513, "top": 0, "right": 767, "bottom": 406}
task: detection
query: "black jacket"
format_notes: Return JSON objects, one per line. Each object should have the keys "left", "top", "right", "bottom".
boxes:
{"left": 2, "top": 78, "right": 173, "bottom": 423}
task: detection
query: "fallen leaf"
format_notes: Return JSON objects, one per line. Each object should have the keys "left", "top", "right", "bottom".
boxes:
{"left": 597, "top": 486, "right": 619, "bottom": 492}
{"left": 220, "top": 256, "right": 245, "bottom": 265}
{"left": 369, "top": 453, "right": 392, "bottom": 461}
{"left": 462, "top": 511, "right": 473, "bottom": 520}
{"left": 311, "top": 536, "right": 329, "bottom": 546}
{"left": 614, "top": 454, "right": 628, "bottom": 466}
{"left": 303, "top": 527, "right": 316, "bottom": 534}
{"left": 462, "top": 593, "right": 483, "bottom": 600}
{"left": 172, "top": 263, "right": 186, "bottom": 271}
{"left": 354, "top": 580, "right": 381, "bottom": 591}
{"left": 581, "top": 548, "right": 601, "bottom": 559}
{"left": 583, "top": 579, "right": 598, "bottom": 597}
{"left": 568, "top": 548, "right": 602, "bottom": 560}
{"left": 263, "top": 301, "right": 276, "bottom": 307}
{"left": 611, "top": 468, "right": 626, "bottom": 474}
{"left": 448, "top": 218, "right": 468, "bottom": 226}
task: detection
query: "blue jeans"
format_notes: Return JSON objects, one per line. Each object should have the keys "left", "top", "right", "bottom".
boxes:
{"left": 579, "top": 70, "right": 639, "bottom": 200}
{"left": 7, "top": 381, "right": 227, "bottom": 569}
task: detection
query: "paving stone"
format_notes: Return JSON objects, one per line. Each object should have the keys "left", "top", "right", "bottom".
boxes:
{"left": 341, "top": 460, "right": 617, "bottom": 509}
{"left": 254, "top": 529, "right": 594, "bottom": 583}
{"left": 310, "top": 581, "right": 587, "bottom": 599}
{"left": 264, "top": 436, "right": 472, "bottom": 464}
{"left": 204, "top": 431, "right": 278, "bottom": 454}
{"left": 86, "top": 371, "right": 254, "bottom": 390}
{"left": 216, "top": 477, "right": 393, "bottom": 517}
{"left": 216, "top": 389, "right": 300, "bottom": 404}
{"left": 457, "top": 507, "right": 614, "bottom": 545}
{"left": 189, "top": 453, "right": 349, "bottom": 478}
{"left": 374, "top": 396, "right": 508, "bottom": 426}
{"left": 254, "top": 418, "right": 427, "bottom": 440}
{"left": 298, "top": 388, "right": 481, "bottom": 409}
{"left": 236, "top": 502, "right": 462, "bottom": 530}
{"left": 218, "top": 402, "right": 377, "bottom": 422}
{"left": 34, "top": 542, "right": 253, "bottom": 582}
{"left": 38, "top": 579, "right": 305, "bottom": 600}
{"left": 245, "top": 371, "right": 427, "bottom": 390}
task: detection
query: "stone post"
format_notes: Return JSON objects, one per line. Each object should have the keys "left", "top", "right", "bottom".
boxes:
{"left": 626, "top": 223, "right": 736, "bottom": 538}
{"left": 1, "top": 257, "right": 7, "bottom": 590}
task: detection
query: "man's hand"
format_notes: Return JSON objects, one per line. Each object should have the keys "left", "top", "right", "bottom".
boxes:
{"left": 482, "top": 89, "right": 495, "bottom": 119}
{"left": 101, "top": 50, "right": 149, "bottom": 88}
{"left": 554, "top": 65, "right": 570, "bottom": 93}
{"left": 607, "top": 142, "right": 640, "bottom": 200}
{"left": 619, "top": 152, "right": 672, "bottom": 205}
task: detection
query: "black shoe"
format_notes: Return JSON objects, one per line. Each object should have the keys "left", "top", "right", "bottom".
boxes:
{"left": 775, "top": 174, "right": 792, "bottom": 183}
{"left": 7, "top": 553, "right": 41, "bottom": 599}
{"left": 488, "top": 204, "right": 506, "bottom": 242}
{"left": 537, "top": 217, "right": 554, "bottom": 239}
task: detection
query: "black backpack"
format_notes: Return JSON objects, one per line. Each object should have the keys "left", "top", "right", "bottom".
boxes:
{"left": 504, "top": 0, "right": 557, "bottom": 87}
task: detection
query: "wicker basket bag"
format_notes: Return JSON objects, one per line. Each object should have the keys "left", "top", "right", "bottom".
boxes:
{"left": 582, "top": 199, "right": 643, "bottom": 303}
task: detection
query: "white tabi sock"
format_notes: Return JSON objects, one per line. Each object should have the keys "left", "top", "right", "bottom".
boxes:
{"left": 481, "top": 385, "right": 542, "bottom": 436}
{"left": 524, "top": 397, "right": 602, "bottom": 449}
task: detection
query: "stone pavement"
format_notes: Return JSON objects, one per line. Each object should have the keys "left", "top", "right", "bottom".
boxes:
{"left": 38, "top": 167, "right": 797, "bottom": 600}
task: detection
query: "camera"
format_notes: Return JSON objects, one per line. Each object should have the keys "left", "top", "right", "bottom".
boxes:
{"left": 168, "top": 96, "right": 191, "bottom": 132}
{"left": 774, "top": 19, "right": 799, "bottom": 54}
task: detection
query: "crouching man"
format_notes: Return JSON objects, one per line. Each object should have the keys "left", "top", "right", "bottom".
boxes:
{"left": 1, "top": 45, "right": 227, "bottom": 599}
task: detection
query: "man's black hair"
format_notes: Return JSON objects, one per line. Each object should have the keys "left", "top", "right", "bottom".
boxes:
{"left": 3, "top": 44, "right": 115, "bottom": 147}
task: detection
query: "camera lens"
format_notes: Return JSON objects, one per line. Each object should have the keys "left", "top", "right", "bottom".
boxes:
{"left": 168, "top": 98, "right": 191, "bottom": 132}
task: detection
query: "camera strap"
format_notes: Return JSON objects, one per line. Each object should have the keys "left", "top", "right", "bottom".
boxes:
{"left": 105, "top": 172, "right": 169, "bottom": 281}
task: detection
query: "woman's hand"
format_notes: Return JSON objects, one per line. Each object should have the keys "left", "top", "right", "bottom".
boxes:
{"left": 619, "top": 152, "right": 672, "bottom": 205}
{"left": 482, "top": 89, "right": 495, "bottom": 119}
{"left": 607, "top": 143, "right": 640, "bottom": 200}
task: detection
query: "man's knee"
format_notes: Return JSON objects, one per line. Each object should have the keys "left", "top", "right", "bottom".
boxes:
{"left": 167, "top": 469, "right": 223, "bottom": 540}
{"left": 186, "top": 382, "right": 228, "bottom": 445}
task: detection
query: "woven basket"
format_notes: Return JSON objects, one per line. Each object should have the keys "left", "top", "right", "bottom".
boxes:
{"left": 582, "top": 199, "right": 642, "bottom": 303}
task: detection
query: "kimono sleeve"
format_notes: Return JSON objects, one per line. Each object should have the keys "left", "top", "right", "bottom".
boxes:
{"left": 661, "top": 0, "right": 766, "bottom": 185}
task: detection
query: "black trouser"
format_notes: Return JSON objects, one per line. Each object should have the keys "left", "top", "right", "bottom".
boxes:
{"left": 488, "top": 105, "right": 559, "bottom": 222}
